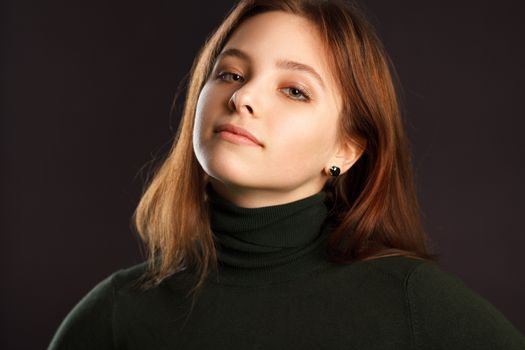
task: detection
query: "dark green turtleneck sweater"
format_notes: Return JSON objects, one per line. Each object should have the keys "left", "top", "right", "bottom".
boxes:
{"left": 49, "top": 188, "right": 525, "bottom": 349}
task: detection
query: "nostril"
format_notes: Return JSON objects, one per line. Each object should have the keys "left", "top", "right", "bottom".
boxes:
{"left": 246, "top": 105, "right": 253, "bottom": 113}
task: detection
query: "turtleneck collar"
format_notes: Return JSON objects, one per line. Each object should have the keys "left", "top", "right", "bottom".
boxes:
{"left": 206, "top": 184, "right": 333, "bottom": 286}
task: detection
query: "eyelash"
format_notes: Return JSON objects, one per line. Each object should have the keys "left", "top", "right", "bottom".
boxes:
{"left": 216, "top": 71, "right": 312, "bottom": 102}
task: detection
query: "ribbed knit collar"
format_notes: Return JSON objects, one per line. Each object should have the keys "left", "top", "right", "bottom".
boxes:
{"left": 206, "top": 184, "right": 333, "bottom": 286}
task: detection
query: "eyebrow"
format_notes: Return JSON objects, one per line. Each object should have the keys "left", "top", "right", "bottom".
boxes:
{"left": 217, "top": 47, "right": 325, "bottom": 89}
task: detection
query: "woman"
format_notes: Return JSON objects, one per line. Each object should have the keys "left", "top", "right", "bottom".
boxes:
{"left": 48, "top": 0, "right": 525, "bottom": 349}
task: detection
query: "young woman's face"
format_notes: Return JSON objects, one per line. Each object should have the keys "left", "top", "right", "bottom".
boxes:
{"left": 193, "top": 11, "right": 355, "bottom": 207}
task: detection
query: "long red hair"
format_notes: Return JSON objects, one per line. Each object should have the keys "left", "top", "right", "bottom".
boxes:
{"left": 132, "top": 0, "right": 436, "bottom": 296}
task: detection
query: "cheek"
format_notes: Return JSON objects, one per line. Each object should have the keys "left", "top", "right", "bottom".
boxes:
{"left": 194, "top": 83, "right": 227, "bottom": 144}
{"left": 268, "top": 112, "right": 338, "bottom": 169}
{"left": 195, "top": 81, "right": 241, "bottom": 130}
{"left": 195, "top": 84, "right": 214, "bottom": 128}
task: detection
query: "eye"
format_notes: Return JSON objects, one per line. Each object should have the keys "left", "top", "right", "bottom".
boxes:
{"left": 281, "top": 86, "right": 311, "bottom": 102}
{"left": 217, "top": 71, "right": 244, "bottom": 83}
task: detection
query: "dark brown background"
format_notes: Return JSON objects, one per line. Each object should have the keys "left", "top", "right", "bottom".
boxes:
{"left": 2, "top": 0, "right": 524, "bottom": 348}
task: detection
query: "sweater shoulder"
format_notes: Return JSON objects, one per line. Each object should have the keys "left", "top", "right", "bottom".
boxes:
{"left": 48, "top": 262, "right": 150, "bottom": 350}
{"left": 405, "top": 261, "right": 525, "bottom": 349}
{"left": 359, "top": 255, "right": 428, "bottom": 283}
{"left": 109, "top": 261, "right": 149, "bottom": 291}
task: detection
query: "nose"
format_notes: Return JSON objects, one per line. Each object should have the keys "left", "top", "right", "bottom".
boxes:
{"left": 228, "top": 86, "right": 254, "bottom": 115}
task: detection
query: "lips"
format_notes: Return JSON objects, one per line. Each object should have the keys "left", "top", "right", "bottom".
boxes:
{"left": 214, "top": 123, "right": 263, "bottom": 146}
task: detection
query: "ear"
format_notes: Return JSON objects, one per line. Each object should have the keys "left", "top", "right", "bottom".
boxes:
{"left": 325, "top": 138, "right": 365, "bottom": 176}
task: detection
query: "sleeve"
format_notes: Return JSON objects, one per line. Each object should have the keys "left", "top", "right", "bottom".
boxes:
{"left": 47, "top": 273, "right": 118, "bottom": 350}
{"left": 406, "top": 262, "right": 525, "bottom": 350}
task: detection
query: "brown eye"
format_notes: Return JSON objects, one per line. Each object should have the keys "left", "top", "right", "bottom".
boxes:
{"left": 282, "top": 87, "right": 310, "bottom": 102}
{"left": 217, "top": 72, "right": 244, "bottom": 82}
{"left": 290, "top": 88, "right": 301, "bottom": 96}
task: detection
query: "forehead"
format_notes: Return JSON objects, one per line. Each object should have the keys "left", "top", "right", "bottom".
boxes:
{"left": 219, "top": 11, "right": 342, "bottom": 108}
{"left": 222, "top": 11, "right": 330, "bottom": 76}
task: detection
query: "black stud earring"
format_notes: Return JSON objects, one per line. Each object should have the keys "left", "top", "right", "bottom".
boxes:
{"left": 329, "top": 165, "right": 340, "bottom": 177}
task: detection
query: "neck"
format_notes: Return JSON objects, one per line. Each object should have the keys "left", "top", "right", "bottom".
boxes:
{"left": 205, "top": 183, "right": 334, "bottom": 286}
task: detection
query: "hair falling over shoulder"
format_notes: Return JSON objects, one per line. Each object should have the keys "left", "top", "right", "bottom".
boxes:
{"left": 131, "top": 0, "right": 437, "bottom": 296}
